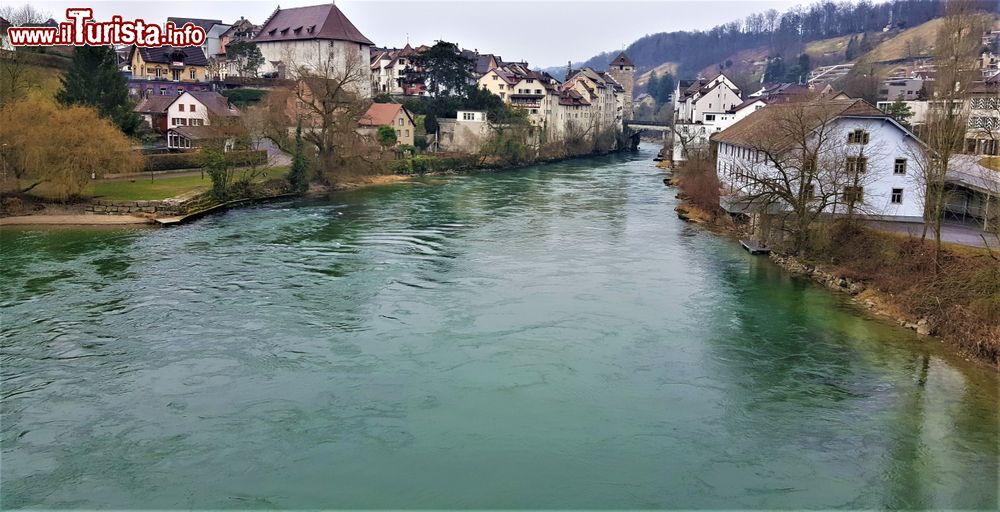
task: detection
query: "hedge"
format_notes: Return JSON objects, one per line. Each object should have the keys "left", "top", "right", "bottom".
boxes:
{"left": 143, "top": 149, "right": 268, "bottom": 172}
{"left": 222, "top": 88, "right": 268, "bottom": 106}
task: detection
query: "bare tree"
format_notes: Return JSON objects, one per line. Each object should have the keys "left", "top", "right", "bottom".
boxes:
{"left": 277, "top": 45, "right": 383, "bottom": 182}
{"left": 722, "top": 100, "right": 882, "bottom": 253}
{"left": 0, "top": 4, "right": 51, "bottom": 26}
{"left": 911, "top": 0, "right": 989, "bottom": 268}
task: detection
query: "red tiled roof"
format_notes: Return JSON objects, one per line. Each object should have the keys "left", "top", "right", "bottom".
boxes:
{"left": 359, "top": 103, "right": 412, "bottom": 126}
{"left": 253, "top": 4, "right": 373, "bottom": 45}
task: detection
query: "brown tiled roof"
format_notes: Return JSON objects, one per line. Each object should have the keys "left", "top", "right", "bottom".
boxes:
{"left": 610, "top": 52, "right": 633, "bottom": 68}
{"left": 186, "top": 91, "right": 241, "bottom": 117}
{"left": 253, "top": 4, "right": 373, "bottom": 45}
{"left": 133, "top": 95, "right": 177, "bottom": 114}
{"left": 712, "top": 99, "right": 886, "bottom": 147}
{"left": 132, "top": 92, "right": 240, "bottom": 117}
{"left": 359, "top": 103, "right": 413, "bottom": 126}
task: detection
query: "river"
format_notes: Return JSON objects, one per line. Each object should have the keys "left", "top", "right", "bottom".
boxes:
{"left": 1, "top": 146, "right": 997, "bottom": 509}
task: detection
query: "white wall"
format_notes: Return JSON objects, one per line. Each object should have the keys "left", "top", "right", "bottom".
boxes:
{"left": 257, "top": 39, "right": 372, "bottom": 97}
{"left": 715, "top": 117, "right": 926, "bottom": 221}
{"left": 166, "top": 93, "right": 210, "bottom": 129}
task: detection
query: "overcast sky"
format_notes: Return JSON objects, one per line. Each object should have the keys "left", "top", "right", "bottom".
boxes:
{"left": 26, "top": 0, "right": 806, "bottom": 68}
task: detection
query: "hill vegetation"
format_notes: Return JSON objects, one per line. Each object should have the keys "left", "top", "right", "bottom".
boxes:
{"left": 557, "top": 0, "right": 998, "bottom": 96}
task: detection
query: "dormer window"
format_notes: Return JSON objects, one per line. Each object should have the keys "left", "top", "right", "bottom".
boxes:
{"left": 847, "top": 129, "right": 870, "bottom": 144}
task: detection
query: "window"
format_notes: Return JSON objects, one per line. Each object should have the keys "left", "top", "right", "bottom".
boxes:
{"left": 527, "top": 79, "right": 534, "bottom": 84}
{"left": 492, "top": 75, "right": 497, "bottom": 80}
{"left": 802, "top": 183, "right": 815, "bottom": 199}
{"left": 404, "top": 129, "right": 409, "bottom": 137}
{"left": 847, "top": 129, "right": 870, "bottom": 144}
{"left": 159, "top": 87, "right": 167, "bottom": 95}
{"left": 803, "top": 157, "right": 816, "bottom": 173}
{"left": 846, "top": 156, "right": 867, "bottom": 174}
{"left": 891, "top": 188, "right": 903, "bottom": 204}
{"left": 179, "top": 104, "right": 185, "bottom": 112}
{"left": 398, "top": 118, "right": 404, "bottom": 126}
{"left": 190, "top": 69, "right": 196, "bottom": 80}
{"left": 705, "top": 114, "right": 716, "bottom": 121}
{"left": 396, "top": 129, "right": 400, "bottom": 136}
{"left": 172, "top": 118, "right": 187, "bottom": 126}
{"left": 190, "top": 104, "right": 196, "bottom": 112}
{"left": 894, "top": 158, "right": 907, "bottom": 174}
{"left": 843, "top": 186, "right": 864, "bottom": 203}
{"left": 462, "top": 112, "right": 475, "bottom": 121}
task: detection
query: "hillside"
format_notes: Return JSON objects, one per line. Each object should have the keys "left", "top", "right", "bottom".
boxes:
{"left": 635, "top": 62, "right": 678, "bottom": 88}
{"left": 556, "top": 0, "right": 998, "bottom": 93}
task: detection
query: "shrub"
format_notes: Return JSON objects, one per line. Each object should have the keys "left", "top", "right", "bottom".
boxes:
{"left": 222, "top": 88, "right": 267, "bottom": 107}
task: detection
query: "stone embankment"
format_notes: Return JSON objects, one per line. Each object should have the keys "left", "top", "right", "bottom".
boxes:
{"left": 85, "top": 199, "right": 187, "bottom": 217}
{"left": 769, "top": 253, "right": 933, "bottom": 336}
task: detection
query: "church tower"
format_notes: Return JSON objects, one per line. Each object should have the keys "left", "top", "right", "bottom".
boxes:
{"left": 607, "top": 52, "right": 635, "bottom": 120}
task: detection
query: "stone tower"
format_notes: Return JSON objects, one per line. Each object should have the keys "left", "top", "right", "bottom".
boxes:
{"left": 607, "top": 52, "right": 635, "bottom": 120}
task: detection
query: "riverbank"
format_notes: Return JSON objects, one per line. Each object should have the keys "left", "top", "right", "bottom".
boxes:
{"left": 669, "top": 171, "right": 1000, "bottom": 369}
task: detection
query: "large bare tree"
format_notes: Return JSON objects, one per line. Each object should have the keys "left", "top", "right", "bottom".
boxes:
{"left": 910, "top": 0, "right": 989, "bottom": 267}
{"left": 267, "top": 45, "right": 383, "bottom": 182}
{"left": 722, "top": 100, "right": 882, "bottom": 253}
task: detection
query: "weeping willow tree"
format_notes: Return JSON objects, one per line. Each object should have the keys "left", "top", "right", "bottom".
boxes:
{"left": 0, "top": 97, "right": 143, "bottom": 201}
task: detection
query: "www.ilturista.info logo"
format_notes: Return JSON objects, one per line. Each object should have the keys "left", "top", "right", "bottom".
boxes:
{"left": 8, "top": 8, "right": 206, "bottom": 47}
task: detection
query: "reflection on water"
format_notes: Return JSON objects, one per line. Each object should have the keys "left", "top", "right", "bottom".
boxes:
{"left": 1, "top": 146, "right": 997, "bottom": 509}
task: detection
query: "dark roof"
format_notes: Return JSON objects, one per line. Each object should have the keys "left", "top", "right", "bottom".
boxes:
{"left": 712, "top": 99, "right": 886, "bottom": 147}
{"left": 167, "top": 17, "right": 223, "bottom": 33}
{"left": 253, "top": 4, "right": 373, "bottom": 45}
{"left": 131, "top": 45, "right": 209, "bottom": 66}
{"left": 0, "top": 17, "right": 10, "bottom": 30}
{"left": 132, "top": 91, "right": 239, "bottom": 117}
{"left": 186, "top": 91, "right": 241, "bottom": 117}
{"left": 610, "top": 52, "right": 633, "bottom": 68}
{"left": 133, "top": 95, "right": 177, "bottom": 114}
{"left": 475, "top": 54, "right": 498, "bottom": 74}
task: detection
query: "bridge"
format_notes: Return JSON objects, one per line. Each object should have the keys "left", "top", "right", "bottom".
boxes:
{"left": 624, "top": 120, "right": 671, "bottom": 132}
{"left": 623, "top": 119, "right": 671, "bottom": 151}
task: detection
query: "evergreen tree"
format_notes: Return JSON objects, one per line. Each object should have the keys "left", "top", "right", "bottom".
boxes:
{"left": 414, "top": 41, "right": 474, "bottom": 98}
{"left": 845, "top": 36, "right": 860, "bottom": 60}
{"left": 56, "top": 45, "right": 141, "bottom": 135}
{"left": 885, "top": 97, "right": 914, "bottom": 128}
{"left": 764, "top": 55, "right": 785, "bottom": 83}
{"left": 647, "top": 71, "right": 660, "bottom": 101}
{"left": 288, "top": 122, "right": 310, "bottom": 193}
{"left": 658, "top": 72, "right": 675, "bottom": 104}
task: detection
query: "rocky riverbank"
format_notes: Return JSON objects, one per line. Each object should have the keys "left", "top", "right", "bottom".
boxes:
{"left": 669, "top": 175, "right": 997, "bottom": 368}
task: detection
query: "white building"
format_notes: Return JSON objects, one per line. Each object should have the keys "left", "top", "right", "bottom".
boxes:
{"left": 713, "top": 99, "right": 927, "bottom": 224}
{"left": 670, "top": 73, "right": 744, "bottom": 164}
{"left": 252, "top": 3, "right": 372, "bottom": 96}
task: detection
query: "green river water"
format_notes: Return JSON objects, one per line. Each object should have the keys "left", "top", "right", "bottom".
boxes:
{"left": 1, "top": 146, "right": 997, "bottom": 509}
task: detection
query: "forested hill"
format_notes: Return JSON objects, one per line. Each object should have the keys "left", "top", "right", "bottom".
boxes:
{"left": 549, "top": 0, "right": 997, "bottom": 79}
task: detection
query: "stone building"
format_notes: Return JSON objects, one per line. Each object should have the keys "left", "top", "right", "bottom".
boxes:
{"left": 605, "top": 52, "right": 635, "bottom": 120}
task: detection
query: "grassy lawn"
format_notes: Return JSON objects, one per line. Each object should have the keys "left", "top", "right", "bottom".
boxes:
{"left": 25, "top": 167, "right": 288, "bottom": 202}
{"left": 979, "top": 156, "right": 1000, "bottom": 173}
